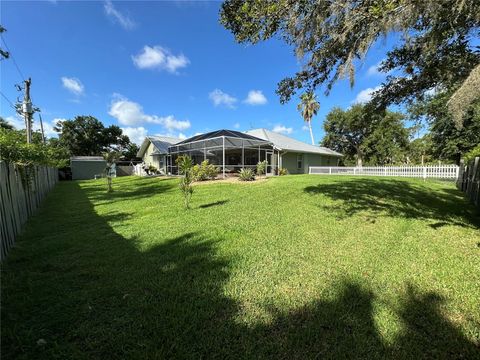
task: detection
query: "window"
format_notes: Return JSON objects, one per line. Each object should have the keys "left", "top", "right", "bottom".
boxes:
{"left": 297, "top": 154, "right": 303, "bottom": 169}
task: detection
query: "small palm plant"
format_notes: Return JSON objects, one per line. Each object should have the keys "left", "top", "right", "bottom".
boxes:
{"left": 297, "top": 91, "right": 320, "bottom": 145}
{"left": 256, "top": 160, "right": 267, "bottom": 176}
{"left": 103, "top": 151, "right": 120, "bottom": 193}
{"left": 176, "top": 155, "right": 194, "bottom": 209}
{"left": 238, "top": 168, "right": 255, "bottom": 181}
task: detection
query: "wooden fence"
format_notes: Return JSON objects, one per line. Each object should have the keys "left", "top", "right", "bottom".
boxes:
{"left": 0, "top": 161, "right": 58, "bottom": 260}
{"left": 309, "top": 165, "right": 459, "bottom": 180}
{"left": 456, "top": 157, "right": 480, "bottom": 208}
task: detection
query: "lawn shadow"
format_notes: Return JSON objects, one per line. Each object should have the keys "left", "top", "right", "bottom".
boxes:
{"left": 198, "top": 200, "right": 229, "bottom": 209}
{"left": 2, "top": 181, "right": 479, "bottom": 359}
{"left": 304, "top": 178, "right": 480, "bottom": 228}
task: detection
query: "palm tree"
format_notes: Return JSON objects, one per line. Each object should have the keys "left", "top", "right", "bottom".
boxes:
{"left": 297, "top": 92, "right": 320, "bottom": 145}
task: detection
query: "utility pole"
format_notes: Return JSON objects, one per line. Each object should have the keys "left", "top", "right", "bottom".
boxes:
{"left": 22, "top": 78, "right": 33, "bottom": 143}
{"left": 39, "top": 113, "right": 46, "bottom": 144}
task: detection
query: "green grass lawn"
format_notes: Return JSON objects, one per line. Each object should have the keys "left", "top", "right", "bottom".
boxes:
{"left": 2, "top": 175, "right": 480, "bottom": 359}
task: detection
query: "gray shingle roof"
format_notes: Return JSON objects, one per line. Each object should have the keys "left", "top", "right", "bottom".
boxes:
{"left": 245, "top": 129, "right": 343, "bottom": 157}
{"left": 70, "top": 156, "right": 105, "bottom": 161}
{"left": 137, "top": 136, "right": 181, "bottom": 157}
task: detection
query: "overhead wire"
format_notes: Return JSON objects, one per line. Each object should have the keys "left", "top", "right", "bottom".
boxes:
{"left": 0, "top": 34, "right": 26, "bottom": 81}
{"left": 0, "top": 90, "right": 17, "bottom": 110}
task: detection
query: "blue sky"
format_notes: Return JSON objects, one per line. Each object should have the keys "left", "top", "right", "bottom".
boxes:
{"left": 1, "top": 1, "right": 396, "bottom": 145}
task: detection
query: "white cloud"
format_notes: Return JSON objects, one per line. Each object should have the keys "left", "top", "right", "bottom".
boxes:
{"left": 244, "top": 90, "right": 267, "bottom": 105}
{"left": 367, "top": 62, "right": 382, "bottom": 77}
{"left": 132, "top": 46, "right": 189, "bottom": 73}
{"left": 353, "top": 86, "right": 382, "bottom": 104}
{"left": 104, "top": 0, "right": 136, "bottom": 30}
{"left": 40, "top": 118, "right": 63, "bottom": 138}
{"left": 366, "top": 59, "right": 390, "bottom": 77}
{"left": 121, "top": 126, "right": 148, "bottom": 145}
{"left": 233, "top": 122, "right": 240, "bottom": 129}
{"left": 301, "top": 125, "right": 309, "bottom": 131}
{"left": 209, "top": 89, "right": 237, "bottom": 108}
{"left": 272, "top": 124, "right": 293, "bottom": 135}
{"left": 108, "top": 95, "right": 191, "bottom": 132}
{"left": 5, "top": 115, "right": 24, "bottom": 130}
{"left": 61, "top": 77, "right": 84, "bottom": 96}
{"left": 154, "top": 132, "right": 188, "bottom": 140}
{"left": 6, "top": 115, "right": 62, "bottom": 139}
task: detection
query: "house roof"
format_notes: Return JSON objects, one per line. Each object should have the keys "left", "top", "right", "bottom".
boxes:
{"left": 70, "top": 156, "right": 105, "bottom": 161}
{"left": 245, "top": 129, "right": 343, "bottom": 157}
{"left": 137, "top": 136, "right": 181, "bottom": 157}
{"left": 174, "top": 129, "right": 265, "bottom": 145}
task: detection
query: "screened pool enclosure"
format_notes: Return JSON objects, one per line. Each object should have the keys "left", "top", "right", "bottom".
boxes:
{"left": 167, "top": 130, "right": 278, "bottom": 177}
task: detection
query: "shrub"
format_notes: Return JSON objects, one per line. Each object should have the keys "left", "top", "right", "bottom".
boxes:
{"left": 463, "top": 144, "right": 480, "bottom": 163}
{"left": 0, "top": 128, "right": 68, "bottom": 167}
{"left": 278, "top": 167, "right": 288, "bottom": 176}
{"left": 238, "top": 168, "right": 255, "bottom": 181}
{"left": 256, "top": 160, "right": 267, "bottom": 176}
{"left": 191, "top": 160, "right": 218, "bottom": 181}
{"left": 148, "top": 165, "right": 157, "bottom": 174}
{"left": 176, "top": 155, "right": 194, "bottom": 209}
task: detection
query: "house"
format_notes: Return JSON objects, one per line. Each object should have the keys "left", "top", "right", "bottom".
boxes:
{"left": 245, "top": 129, "right": 342, "bottom": 174}
{"left": 70, "top": 156, "right": 107, "bottom": 180}
{"left": 136, "top": 136, "right": 181, "bottom": 174}
{"left": 166, "top": 129, "right": 342, "bottom": 176}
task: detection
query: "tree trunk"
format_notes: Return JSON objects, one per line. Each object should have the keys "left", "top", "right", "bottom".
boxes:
{"left": 356, "top": 151, "right": 363, "bottom": 168}
{"left": 308, "top": 121, "right": 315, "bottom": 145}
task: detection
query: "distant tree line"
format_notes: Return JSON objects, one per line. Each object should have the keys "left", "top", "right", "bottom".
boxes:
{"left": 0, "top": 115, "right": 140, "bottom": 168}
{"left": 321, "top": 99, "right": 480, "bottom": 166}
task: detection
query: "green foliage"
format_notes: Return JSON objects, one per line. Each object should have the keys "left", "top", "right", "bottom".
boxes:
{"left": 409, "top": 92, "right": 480, "bottom": 163}
{"left": 220, "top": 0, "right": 479, "bottom": 111}
{"left": 0, "top": 128, "right": 68, "bottom": 167}
{"left": 278, "top": 167, "right": 288, "bottom": 176}
{"left": 0, "top": 116, "right": 14, "bottom": 130}
{"left": 361, "top": 112, "right": 410, "bottom": 165}
{"left": 322, "top": 105, "right": 409, "bottom": 166}
{"left": 148, "top": 164, "right": 158, "bottom": 174}
{"left": 256, "top": 160, "right": 267, "bottom": 176}
{"left": 176, "top": 155, "right": 194, "bottom": 209}
{"left": 191, "top": 160, "right": 219, "bottom": 181}
{"left": 54, "top": 116, "right": 131, "bottom": 156}
{"left": 407, "top": 135, "right": 434, "bottom": 165}
{"left": 122, "top": 143, "right": 140, "bottom": 160}
{"left": 463, "top": 144, "right": 480, "bottom": 163}
{"left": 238, "top": 167, "right": 255, "bottom": 181}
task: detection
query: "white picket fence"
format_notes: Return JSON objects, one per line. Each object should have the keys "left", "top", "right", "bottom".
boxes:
{"left": 309, "top": 165, "right": 459, "bottom": 180}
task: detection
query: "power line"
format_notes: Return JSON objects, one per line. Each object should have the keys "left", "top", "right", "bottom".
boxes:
{"left": 0, "top": 34, "right": 26, "bottom": 81}
{"left": 0, "top": 90, "right": 17, "bottom": 110}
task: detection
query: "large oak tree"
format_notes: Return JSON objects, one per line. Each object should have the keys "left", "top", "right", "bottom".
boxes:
{"left": 220, "top": 0, "right": 479, "bottom": 115}
{"left": 54, "top": 116, "right": 131, "bottom": 157}
{"left": 322, "top": 105, "right": 409, "bottom": 166}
